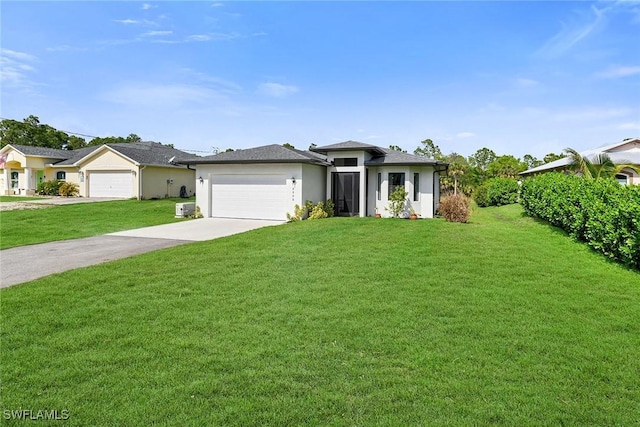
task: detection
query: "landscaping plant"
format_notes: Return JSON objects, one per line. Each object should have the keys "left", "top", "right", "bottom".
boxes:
{"left": 58, "top": 181, "right": 79, "bottom": 197}
{"left": 520, "top": 172, "right": 640, "bottom": 270}
{"left": 474, "top": 177, "right": 520, "bottom": 207}
{"left": 386, "top": 186, "right": 408, "bottom": 218}
{"left": 438, "top": 193, "right": 471, "bottom": 223}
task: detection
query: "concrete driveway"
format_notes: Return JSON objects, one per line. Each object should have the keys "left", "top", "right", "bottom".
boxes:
{"left": 0, "top": 218, "right": 284, "bottom": 288}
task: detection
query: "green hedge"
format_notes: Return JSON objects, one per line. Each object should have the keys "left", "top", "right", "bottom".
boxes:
{"left": 474, "top": 177, "right": 520, "bottom": 207}
{"left": 520, "top": 173, "right": 640, "bottom": 270}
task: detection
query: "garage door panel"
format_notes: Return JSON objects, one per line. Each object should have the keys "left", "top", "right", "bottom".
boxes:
{"left": 211, "top": 174, "right": 289, "bottom": 220}
{"left": 89, "top": 171, "right": 133, "bottom": 198}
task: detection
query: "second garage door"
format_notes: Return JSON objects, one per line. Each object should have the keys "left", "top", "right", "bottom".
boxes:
{"left": 89, "top": 171, "right": 134, "bottom": 198}
{"left": 211, "top": 174, "right": 289, "bottom": 220}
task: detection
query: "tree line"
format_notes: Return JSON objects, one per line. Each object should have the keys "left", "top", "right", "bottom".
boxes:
{"left": 0, "top": 115, "right": 144, "bottom": 150}
{"left": 402, "top": 139, "right": 565, "bottom": 195}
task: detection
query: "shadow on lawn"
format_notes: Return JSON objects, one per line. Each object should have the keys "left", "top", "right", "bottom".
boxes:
{"left": 521, "top": 211, "right": 640, "bottom": 273}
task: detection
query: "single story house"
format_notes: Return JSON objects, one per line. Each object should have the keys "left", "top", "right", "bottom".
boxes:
{"left": 179, "top": 141, "right": 448, "bottom": 220}
{"left": 520, "top": 138, "right": 640, "bottom": 185}
{"left": 0, "top": 142, "right": 198, "bottom": 199}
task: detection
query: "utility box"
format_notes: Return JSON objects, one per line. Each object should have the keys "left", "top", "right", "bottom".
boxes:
{"left": 175, "top": 202, "right": 196, "bottom": 218}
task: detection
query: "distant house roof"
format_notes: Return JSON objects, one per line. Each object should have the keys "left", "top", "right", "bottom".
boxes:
{"left": 3, "top": 144, "right": 71, "bottom": 159}
{"left": 365, "top": 148, "right": 447, "bottom": 168}
{"left": 2, "top": 142, "right": 199, "bottom": 168}
{"left": 521, "top": 138, "right": 640, "bottom": 175}
{"left": 179, "top": 144, "right": 330, "bottom": 166}
{"left": 311, "top": 140, "right": 386, "bottom": 155}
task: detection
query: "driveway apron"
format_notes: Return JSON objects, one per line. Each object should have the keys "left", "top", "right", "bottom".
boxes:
{"left": 1, "top": 218, "right": 283, "bottom": 288}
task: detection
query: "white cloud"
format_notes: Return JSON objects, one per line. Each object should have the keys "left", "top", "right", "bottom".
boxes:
{"left": 114, "top": 19, "right": 139, "bottom": 25}
{"left": 141, "top": 3, "right": 156, "bottom": 10}
{"left": 257, "top": 82, "right": 299, "bottom": 98}
{"left": 0, "top": 48, "right": 37, "bottom": 89}
{"left": 102, "top": 83, "right": 230, "bottom": 108}
{"left": 186, "top": 34, "right": 212, "bottom": 42}
{"left": 1, "top": 49, "right": 36, "bottom": 61}
{"left": 211, "top": 2, "right": 224, "bottom": 7}
{"left": 596, "top": 65, "right": 640, "bottom": 78}
{"left": 536, "top": 5, "right": 607, "bottom": 58}
{"left": 143, "top": 30, "right": 173, "bottom": 37}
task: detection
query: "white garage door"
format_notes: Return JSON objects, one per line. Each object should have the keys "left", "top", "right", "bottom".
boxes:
{"left": 89, "top": 171, "right": 133, "bottom": 198}
{"left": 211, "top": 174, "right": 289, "bottom": 220}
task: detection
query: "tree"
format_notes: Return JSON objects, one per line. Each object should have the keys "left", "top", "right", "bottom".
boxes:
{"left": 468, "top": 147, "right": 496, "bottom": 172}
{"left": 0, "top": 115, "right": 71, "bottom": 149}
{"left": 441, "top": 152, "right": 470, "bottom": 195}
{"left": 388, "top": 145, "right": 406, "bottom": 152}
{"left": 88, "top": 133, "right": 142, "bottom": 146}
{"left": 283, "top": 143, "right": 295, "bottom": 149}
{"left": 543, "top": 152, "right": 565, "bottom": 164}
{"left": 486, "top": 155, "right": 527, "bottom": 179}
{"left": 564, "top": 148, "right": 640, "bottom": 180}
{"left": 414, "top": 138, "right": 442, "bottom": 159}
{"left": 523, "top": 154, "right": 543, "bottom": 169}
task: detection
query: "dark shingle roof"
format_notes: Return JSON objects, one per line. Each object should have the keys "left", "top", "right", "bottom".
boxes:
{"left": 6, "top": 144, "right": 71, "bottom": 159}
{"left": 365, "top": 148, "right": 445, "bottom": 166}
{"left": 107, "top": 142, "right": 200, "bottom": 167}
{"left": 5, "top": 142, "right": 199, "bottom": 168}
{"left": 311, "top": 140, "right": 386, "bottom": 155}
{"left": 180, "top": 144, "right": 330, "bottom": 165}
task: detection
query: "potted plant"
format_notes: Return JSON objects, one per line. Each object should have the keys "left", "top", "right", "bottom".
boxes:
{"left": 409, "top": 205, "right": 419, "bottom": 220}
{"left": 375, "top": 206, "right": 382, "bottom": 218}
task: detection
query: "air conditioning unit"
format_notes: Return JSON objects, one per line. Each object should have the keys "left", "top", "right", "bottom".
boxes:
{"left": 175, "top": 202, "right": 196, "bottom": 218}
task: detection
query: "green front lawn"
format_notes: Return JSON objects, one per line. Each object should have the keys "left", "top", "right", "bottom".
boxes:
{"left": 2, "top": 205, "right": 639, "bottom": 425}
{"left": 0, "top": 198, "right": 191, "bottom": 249}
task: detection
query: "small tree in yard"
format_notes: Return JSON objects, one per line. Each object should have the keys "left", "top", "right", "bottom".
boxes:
{"left": 438, "top": 193, "right": 471, "bottom": 223}
{"left": 386, "top": 186, "right": 408, "bottom": 218}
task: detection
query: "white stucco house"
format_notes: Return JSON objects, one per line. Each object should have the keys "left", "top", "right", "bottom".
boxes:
{"left": 179, "top": 141, "right": 448, "bottom": 220}
{"left": 0, "top": 142, "right": 198, "bottom": 199}
{"left": 520, "top": 138, "right": 640, "bottom": 184}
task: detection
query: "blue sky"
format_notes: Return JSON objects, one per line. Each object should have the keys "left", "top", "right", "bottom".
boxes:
{"left": 2, "top": 1, "right": 639, "bottom": 158}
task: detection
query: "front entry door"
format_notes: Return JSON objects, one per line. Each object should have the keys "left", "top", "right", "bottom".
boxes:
{"left": 36, "top": 170, "right": 45, "bottom": 186}
{"left": 332, "top": 172, "right": 360, "bottom": 216}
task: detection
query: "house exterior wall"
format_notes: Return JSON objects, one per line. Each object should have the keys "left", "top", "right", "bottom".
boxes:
{"left": 79, "top": 150, "right": 139, "bottom": 198}
{"left": 301, "top": 164, "right": 327, "bottom": 204}
{"left": 0, "top": 148, "right": 64, "bottom": 195}
{"left": 141, "top": 166, "right": 195, "bottom": 199}
{"left": 367, "top": 166, "right": 437, "bottom": 218}
{"left": 195, "top": 163, "right": 304, "bottom": 219}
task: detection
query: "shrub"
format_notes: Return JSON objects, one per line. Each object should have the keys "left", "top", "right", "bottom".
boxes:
{"left": 58, "top": 181, "right": 79, "bottom": 197}
{"left": 386, "top": 186, "right": 408, "bottom": 218}
{"left": 520, "top": 172, "right": 640, "bottom": 270}
{"left": 37, "top": 180, "right": 62, "bottom": 196}
{"left": 475, "top": 177, "right": 520, "bottom": 207}
{"left": 473, "top": 185, "right": 490, "bottom": 207}
{"left": 438, "top": 193, "right": 471, "bottom": 223}
{"left": 287, "top": 199, "right": 335, "bottom": 221}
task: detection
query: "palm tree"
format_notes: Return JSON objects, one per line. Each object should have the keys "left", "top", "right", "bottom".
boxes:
{"left": 564, "top": 148, "right": 640, "bottom": 180}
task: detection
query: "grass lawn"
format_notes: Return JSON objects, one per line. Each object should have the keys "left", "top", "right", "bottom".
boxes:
{"left": 2, "top": 205, "right": 639, "bottom": 425}
{"left": 0, "top": 198, "right": 190, "bottom": 249}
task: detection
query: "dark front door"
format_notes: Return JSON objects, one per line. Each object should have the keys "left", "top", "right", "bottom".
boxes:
{"left": 332, "top": 172, "right": 360, "bottom": 216}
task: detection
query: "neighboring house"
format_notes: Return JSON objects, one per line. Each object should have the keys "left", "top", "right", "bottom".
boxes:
{"left": 520, "top": 138, "right": 640, "bottom": 185}
{"left": 179, "top": 141, "right": 448, "bottom": 220}
{"left": 0, "top": 142, "right": 198, "bottom": 199}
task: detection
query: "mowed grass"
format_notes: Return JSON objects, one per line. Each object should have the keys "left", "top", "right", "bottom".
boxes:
{"left": 0, "top": 198, "right": 190, "bottom": 249}
{"left": 2, "top": 205, "right": 639, "bottom": 425}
